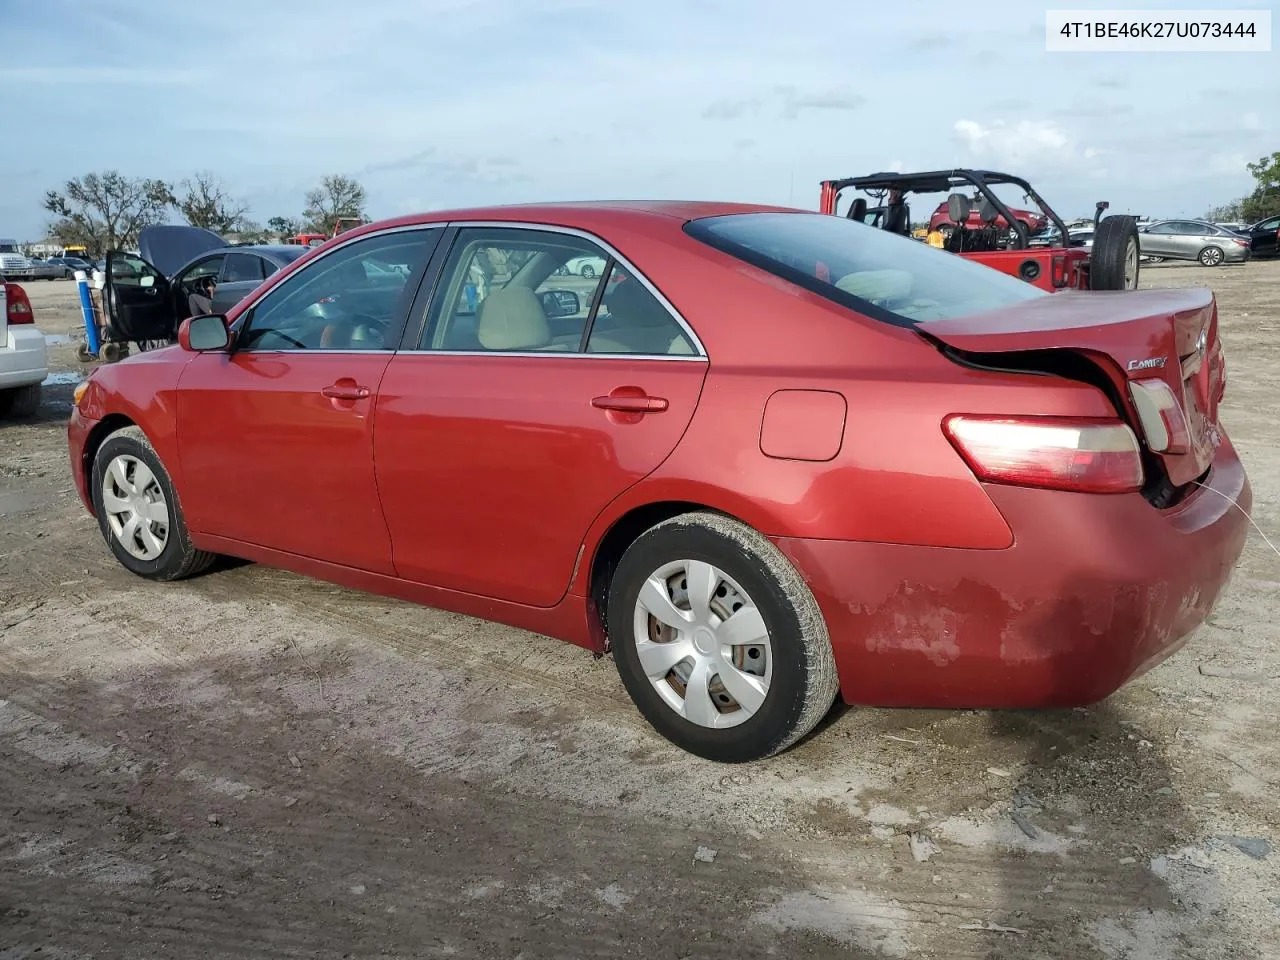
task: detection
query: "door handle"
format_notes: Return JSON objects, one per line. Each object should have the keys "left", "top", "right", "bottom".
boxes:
{"left": 591, "top": 394, "right": 668, "bottom": 413}
{"left": 322, "top": 382, "right": 371, "bottom": 401}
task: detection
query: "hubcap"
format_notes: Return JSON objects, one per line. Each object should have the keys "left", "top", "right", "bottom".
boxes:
{"left": 1124, "top": 239, "right": 1139, "bottom": 289}
{"left": 632, "top": 559, "right": 772, "bottom": 729}
{"left": 101, "top": 454, "right": 169, "bottom": 561}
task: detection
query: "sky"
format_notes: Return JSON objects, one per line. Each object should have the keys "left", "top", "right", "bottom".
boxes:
{"left": 0, "top": 0, "right": 1275, "bottom": 240}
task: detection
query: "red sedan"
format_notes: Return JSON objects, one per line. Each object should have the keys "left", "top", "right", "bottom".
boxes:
{"left": 68, "top": 202, "right": 1250, "bottom": 762}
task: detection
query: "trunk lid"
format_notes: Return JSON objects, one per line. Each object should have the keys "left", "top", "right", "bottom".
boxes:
{"left": 920, "top": 288, "right": 1223, "bottom": 489}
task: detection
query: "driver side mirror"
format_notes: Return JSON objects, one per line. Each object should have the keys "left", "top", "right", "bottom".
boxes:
{"left": 179, "top": 314, "right": 231, "bottom": 352}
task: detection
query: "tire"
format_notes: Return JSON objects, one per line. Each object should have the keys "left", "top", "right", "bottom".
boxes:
{"left": 1088, "top": 215, "right": 1140, "bottom": 290}
{"left": 0, "top": 383, "right": 41, "bottom": 419}
{"left": 580, "top": 264, "right": 596, "bottom": 279}
{"left": 607, "top": 511, "right": 839, "bottom": 762}
{"left": 90, "top": 425, "right": 217, "bottom": 581}
{"left": 1198, "top": 245, "right": 1225, "bottom": 267}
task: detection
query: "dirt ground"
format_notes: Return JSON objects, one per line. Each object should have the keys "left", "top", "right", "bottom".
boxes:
{"left": 2, "top": 260, "right": 1278, "bottom": 960}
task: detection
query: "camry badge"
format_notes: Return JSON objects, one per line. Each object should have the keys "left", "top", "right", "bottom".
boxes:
{"left": 1127, "top": 356, "right": 1167, "bottom": 371}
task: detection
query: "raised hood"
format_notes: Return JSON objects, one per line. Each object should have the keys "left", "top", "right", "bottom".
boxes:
{"left": 921, "top": 287, "right": 1225, "bottom": 489}
{"left": 139, "top": 225, "right": 227, "bottom": 278}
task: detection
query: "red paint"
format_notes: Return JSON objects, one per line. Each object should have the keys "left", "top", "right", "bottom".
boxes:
{"left": 65, "top": 201, "right": 1251, "bottom": 709}
{"left": 373, "top": 354, "right": 707, "bottom": 606}
{"left": 925, "top": 200, "right": 1045, "bottom": 233}
{"left": 175, "top": 351, "right": 397, "bottom": 573}
{"left": 775, "top": 436, "right": 1249, "bottom": 707}
{"left": 759, "top": 389, "right": 847, "bottom": 462}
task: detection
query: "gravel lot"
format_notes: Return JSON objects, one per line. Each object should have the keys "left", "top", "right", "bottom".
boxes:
{"left": 2, "top": 261, "right": 1278, "bottom": 959}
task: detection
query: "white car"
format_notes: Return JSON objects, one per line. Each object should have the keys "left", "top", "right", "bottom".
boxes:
{"left": 562, "top": 255, "right": 607, "bottom": 279}
{"left": 0, "top": 282, "right": 48, "bottom": 418}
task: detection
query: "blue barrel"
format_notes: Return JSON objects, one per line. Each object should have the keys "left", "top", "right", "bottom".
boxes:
{"left": 74, "top": 272, "right": 100, "bottom": 356}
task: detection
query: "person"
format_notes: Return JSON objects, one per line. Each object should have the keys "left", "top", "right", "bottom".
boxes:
{"left": 188, "top": 276, "right": 216, "bottom": 316}
{"left": 927, "top": 225, "right": 946, "bottom": 248}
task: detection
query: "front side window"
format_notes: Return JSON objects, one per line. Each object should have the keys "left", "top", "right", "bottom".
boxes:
{"left": 236, "top": 229, "right": 437, "bottom": 351}
{"left": 686, "top": 211, "right": 1045, "bottom": 326}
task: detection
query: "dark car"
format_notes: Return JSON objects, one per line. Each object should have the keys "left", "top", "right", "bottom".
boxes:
{"left": 46, "top": 256, "right": 95, "bottom": 277}
{"left": 1237, "top": 215, "right": 1280, "bottom": 259}
{"left": 103, "top": 226, "right": 310, "bottom": 346}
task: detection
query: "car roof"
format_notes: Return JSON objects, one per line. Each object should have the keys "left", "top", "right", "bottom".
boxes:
{"left": 331, "top": 200, "right": 796, "bottom": 239}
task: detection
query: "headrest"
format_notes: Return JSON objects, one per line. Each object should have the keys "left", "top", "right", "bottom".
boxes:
{"left": 979, "top": 198, "right": 1000, "bottom": 223}
{"left": 946, "top": 193, "right": 972, "bottom": 224}
{"left": 476, "top": 286, "right": 549, "bottom": 350}
{"left": 850, "top": 197, "right": 868, "bottom": 221}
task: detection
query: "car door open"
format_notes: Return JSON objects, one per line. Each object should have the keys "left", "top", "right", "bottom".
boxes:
{"left": 104, "top": 251, "right": 179, "bottom": 344}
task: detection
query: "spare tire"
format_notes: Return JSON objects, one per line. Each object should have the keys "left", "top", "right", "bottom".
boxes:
{"left": 1089, "top": 215, "right": 1140, "bottom": 291}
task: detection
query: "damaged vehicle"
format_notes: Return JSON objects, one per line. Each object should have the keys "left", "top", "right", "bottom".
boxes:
{"left": 820, "top": 169, "right": 1141, "bottom": 292}
{"left": 69, "top": 202, "right": 1249, "bottom": 762}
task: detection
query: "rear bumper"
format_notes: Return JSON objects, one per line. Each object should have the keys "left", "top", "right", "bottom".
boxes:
{"left": 67, "top": 407, "right": 97, "bottom": 514}
{"left": 0, "top": 326, "right": 48, "bottom": 388}
{"left": 775, "top": 436, "right": 1251, "bottom": 708}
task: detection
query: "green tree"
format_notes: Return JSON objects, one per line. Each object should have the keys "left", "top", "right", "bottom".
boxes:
{"left": 266, "top": 215, "right": 301, "bottom": 239}
{"left": 302, "top": 175, "right": 367, "bottom": 234}
{"left": 176, "top": 171, "right": 249, "bottom": 233}
{"left": 1241, "top": 151, "right": 1280, "bottom": 223}
{"left": 43, "top": 171, "right": 175, "bottom": 257}
{"left": 1203, "top": 200, "right": 1243, "bottom": 223}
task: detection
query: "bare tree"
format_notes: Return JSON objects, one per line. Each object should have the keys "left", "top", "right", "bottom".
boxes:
{"left": 303, "top": 175, "right": 367, "bottom": 234}
{"left": 43, "top": 171, "right": 175, "bottom": 257}
{"left": 177, "top": 171, "right": 250, "bottom": 233}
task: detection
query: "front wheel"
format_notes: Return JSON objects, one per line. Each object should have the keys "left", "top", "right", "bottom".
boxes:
{"left": 607, "top": 512, "right": 839, "bottom": 762}
{"left": 580, "top": 264, "right": 596, "bottom": 279}
{"left": 1198, "top": 245, "right": 1225, "bottom": 267}
{"left": 91, "top": 425, "right": 217, "bottom": 581}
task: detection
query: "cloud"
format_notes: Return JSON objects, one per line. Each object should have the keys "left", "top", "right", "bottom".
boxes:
{"left": 702, "top": 98, "right": 761, "bottom": 120}
{"left": 1092, "top": 77, "right": 1127, "bottom": 90}
{"left": 909, "top": 34, "right": 954, "bottom": 51}
{"left": 776, "top": 86, "right": 866, "bottom": 119}
{"left": 0, "top": 66, "right": 205, "bottom": 85}
{"left": 953, "top": 119, "right": 1073, "bottom": 167}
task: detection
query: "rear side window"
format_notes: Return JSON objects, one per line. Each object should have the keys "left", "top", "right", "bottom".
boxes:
{"left": 222, "top": 252, "right": 266, "bottom": 283}
{"left": 685, "top": 212, "right": 1046, "bottom": 326}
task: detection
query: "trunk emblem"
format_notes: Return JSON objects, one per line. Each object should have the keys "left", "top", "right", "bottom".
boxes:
{"left": 1127, "top": 356, "right": 1167, "bottom": 372}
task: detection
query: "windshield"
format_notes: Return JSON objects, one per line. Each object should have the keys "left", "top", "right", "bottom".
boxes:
{"left": 685, "top": 212, "right": 1046, "bottom": 326}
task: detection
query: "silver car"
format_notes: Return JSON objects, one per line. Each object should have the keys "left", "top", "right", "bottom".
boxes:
{"left": 1137, "top": 219, "right": 1252, "bottom": 266}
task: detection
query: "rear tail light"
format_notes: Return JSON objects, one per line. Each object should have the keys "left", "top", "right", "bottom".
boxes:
{"left": 943, "top": 415, "right": 1144, "bottom": 494}
{"left": 4, "top": 283, "right": 34, "bottom": 324}
{"left": 1231, "top": 238, "right": 1248, "bottom": 247}
{"left": 1128, "top": 378, "right": 1190, "bottom": 453}
{"left": 1050, "top": 254, "right": 1067, "bottom": 288}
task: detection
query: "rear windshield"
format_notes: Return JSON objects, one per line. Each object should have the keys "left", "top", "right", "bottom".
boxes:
{"left": 684, "top": 212, "right": 1046, "bottom": 326}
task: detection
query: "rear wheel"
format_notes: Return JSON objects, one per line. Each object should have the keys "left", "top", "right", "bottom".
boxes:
{"left": 1088, "top": 215, "right": 1140, "bottom": 290}
{"left": 0, "top": 383, "right": 41, "bottom": 419}
{"left": 607, "top": 512, "right": 839, "bottom": 762}
{"left": 580, "top": 264, "right": 596, "bottom": 279}
{"left": 91, "top": 426, "right": 216, "bottom": 581}
{"left": 1198, "top": 245, "right": 1225, "bottom": 267}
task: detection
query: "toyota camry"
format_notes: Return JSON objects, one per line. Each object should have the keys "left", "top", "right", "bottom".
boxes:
{"left": 68, "top": 201, "right": 1250, "bottom": 762}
